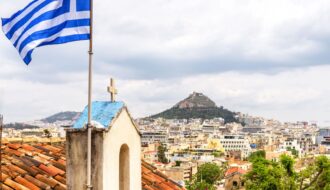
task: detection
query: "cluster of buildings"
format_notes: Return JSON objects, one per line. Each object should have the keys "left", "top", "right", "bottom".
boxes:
{"left": 2, "top": 112, "right": 330, "bottom": 189}
{"left": 138, "top": 115, "right": 330, "bottom": 189}
{"left": 1, "top": 126, "right": 65, "bottom": 139}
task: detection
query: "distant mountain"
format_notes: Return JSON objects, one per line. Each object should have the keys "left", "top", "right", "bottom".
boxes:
{"left": 4, "top": 123, "right": 39, "bottom": 129}
{"left": 41, "top": 111, "right": 81, "bottom": 123}
{"left": 174, "top": 92, "right": 217, "bottom": 109}
{"left": 150, "top": 92, "right": 238, "bottom": 123}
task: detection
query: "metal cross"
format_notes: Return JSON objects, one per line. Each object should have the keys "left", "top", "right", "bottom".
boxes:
{"left": 107, "top": 78, "right": 118, "bottom": 102}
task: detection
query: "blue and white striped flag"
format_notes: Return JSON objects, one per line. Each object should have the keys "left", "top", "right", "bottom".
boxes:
{"left": 2, "top": 0, "right": 90, "bottom": 65}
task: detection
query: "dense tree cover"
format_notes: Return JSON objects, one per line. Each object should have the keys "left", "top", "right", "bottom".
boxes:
{"left": 286, "top": 147, "right": 299, "bottom": 158}
{"left": 245, "top": 152, "right": 330, "bottom": 190}
{"left": 157, "top": 143, "right": 169, "bottom": 164}
{"left": 151, "top": 107, "right": 238, "bottom": 123}
{"left": 186, "top": 163, "right": 224, "bottom": 190}
{"left": 185, "top": 180, "right": 215, "bottom": 190}
{"left": 248, "top": 150, "right": 266, "bottom": 161}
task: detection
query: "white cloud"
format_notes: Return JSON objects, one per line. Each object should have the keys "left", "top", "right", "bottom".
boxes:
{"left": 1, "top": 0, "right": 330, "bottom": 123}
{"left": 1, "top": 64, "right": 330, "bottom": 124}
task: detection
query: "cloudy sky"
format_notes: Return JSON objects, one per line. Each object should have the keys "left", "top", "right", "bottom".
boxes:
{"left": 1, "top": 0, "right": 330, "bottom": 125}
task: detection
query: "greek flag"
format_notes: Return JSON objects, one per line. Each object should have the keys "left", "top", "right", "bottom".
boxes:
{"left": 1, "top": 0, "right": 90, "bottom": 65}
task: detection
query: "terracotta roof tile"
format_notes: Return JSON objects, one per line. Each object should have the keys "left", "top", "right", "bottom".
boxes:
{"left": 51, "top": 161, "right": 66, "bottom": 171}
{"left": 24, "top": 175, "right": 51, "bottom": 189}
{"left": 21, "top": 144, "right": 38, "bottom": 152}
{"left": 14, "top": 176, "right": 41, "bottom": 190}
{"left": 7, "top": 144, "right": 21, "bottom": 150}
{"left": 38, "top": 153, "right": 53, "bottom": 161}
{"left": 33, "top": 156, "right": 50, "bottom": 165}
{"left": 1, "top": 142, "right": 184, "bottom": 190}
{"left": 225, "top": 167, "right": 247, "bottom": 177}
{"left": 11, "top": 160, "right": 39, "bottom": 176}
{"left": 141, "top": 161, "right": 185, "bottom": 190}
{"left": 39, "top": 164, "right": 60, "bottom": 177}
{"left": 54, "top": 175, "right": 66, "bottom": 185}
{"left": 57, "top": 159, "right": 66, "bottom": 166}
{"left": 0, "top": 183, "right": 14, "bottom": 190}
{"left": 4, "top": 178, "right": 30, "bottom": 190}
{"left": 1, "top": 173, "right": 10, "bottom": 181}
{"left": 35, "top": 174, "right": 59, "bottom": 188}
{"left": 22, "top": 156, "right": 42, "bottom": 167}
{"left": 33, "top": 145, "right": 50, "bottom": 153}
{"left": 7, "top": 164, "right": 28, "bottom": 176}
{"left": 4, "top": 148, "right": 24, "bottom": 157}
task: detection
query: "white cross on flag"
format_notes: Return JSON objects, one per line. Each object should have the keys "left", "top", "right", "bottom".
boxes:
{"left": 2, "top": 0, "right": 91, "bottom": 64}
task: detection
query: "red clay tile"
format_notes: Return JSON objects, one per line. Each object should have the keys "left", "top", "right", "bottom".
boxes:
{"left": 4, "top": 148, "right": 24, "bottom": 157}
{"left": 0, "top": 183, "right": 15, "bottom": 190}
{"left": 2, "top": 143, "right": 185, "bottom": 190}
{"left": 51, "top": 161, "right": 66, "bottom": 171}
{"left": 37, "top": 153, "right": 53, "bottom": 161}
{"left": 4, "top": 178, "right": 30, "bottom": 190}
{"left": 15, "top": 176, "right": 41, "bottom": 190}
{"left": 24, "top": 175, "right": 51, "bottom": 190}
{"left": 1, "top": 173, "right": 10, "bottom": 182}
{"left": 7, "top": 164, "right": 27, "bottom": 176}
{"left": 54, "top": 175, "right": 66, "bottom": 185}
{"left": 48, "top": 165, "right": 65, "bottom": 176}
{"left": 39, "top": 164, "right": 59, "bottom": 177}
{"left": 7, "top": 144, "right": 21, "bottom": 150}
{"left": 21, "top": 144, "right": 38, "bottom": 152}
{"left": 35, "top": 174, "right": 59, "bottom": 188}
{"left": 12, "top": 160, "right": 39, "bottom": 176}
{"left": 33, "top": 156, "right": 50, "bottom": 165}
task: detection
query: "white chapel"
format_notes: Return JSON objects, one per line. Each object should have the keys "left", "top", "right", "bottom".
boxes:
{"left": 66, "top": 80, "right": 142, "bottom": 190}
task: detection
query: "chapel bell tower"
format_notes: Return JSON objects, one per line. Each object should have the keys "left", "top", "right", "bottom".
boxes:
{"left": 66, "top": 79, "right": 142, "bottom": 190}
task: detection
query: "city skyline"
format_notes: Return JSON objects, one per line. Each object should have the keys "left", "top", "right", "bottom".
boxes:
{"left": 1, "top": 0, "right": 330, "bottom": 124}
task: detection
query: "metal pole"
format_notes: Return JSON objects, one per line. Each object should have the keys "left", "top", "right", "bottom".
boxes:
{"left": 87, "top": 0, "right": 93, "bottom": 188}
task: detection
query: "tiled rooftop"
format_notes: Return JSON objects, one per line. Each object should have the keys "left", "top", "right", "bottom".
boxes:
{"left": 225, "top": 167, "right": 247, "bottom": 178}
{"left": 1, "top": 143, "right": 66, "bottom": 190}
{"left": 142, "top": 160, "right": 185, "bottom": 190}
{"left": 0, "top": 142, "right": 185, "bottom": 190}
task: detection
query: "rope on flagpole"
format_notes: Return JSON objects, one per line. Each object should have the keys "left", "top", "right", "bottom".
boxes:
{"left": 87, "top": 0, "right": 94, "bottom": 188}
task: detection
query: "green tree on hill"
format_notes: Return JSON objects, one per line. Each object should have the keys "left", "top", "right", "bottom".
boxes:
{"left": 43, "top": 129, "right": 52, "bottom": 138}
{"left": 244, "top": 154, "right": 330, "bottom": 190}
{"left": 185, "top": 163, "right": 224, "bottom": 190}
{"left": 248, "top": 150, "right": 266, "bottom": 162}
{"left": 157, "top": 143, "right": 169, "bottom": 164}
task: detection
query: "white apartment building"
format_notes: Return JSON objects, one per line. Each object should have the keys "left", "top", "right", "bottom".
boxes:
{"left": 279, "top": 139, "right": 302, "bottom": 157}
{"left": 202, "top": 125, "right": 218, "bottom": 134}
{"left": 141, "top": 131, "right": 168, "bottom": 145}
{"left": 169, "top": 125, "right": 182, "bottom": 137}
{"left": 219, "top": 135, "right": 252, "bottom": 158}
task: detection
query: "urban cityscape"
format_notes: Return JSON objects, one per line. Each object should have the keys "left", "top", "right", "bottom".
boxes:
{"left": 1, "top": 0, "right": 330, "bottom": 190}
{"left": 1, "top": 92, "right": 330, "bottom": 189}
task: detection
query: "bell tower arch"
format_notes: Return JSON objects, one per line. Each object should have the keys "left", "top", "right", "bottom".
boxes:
{"left": 119, "top": 144, "right": 130, "bottom": 190}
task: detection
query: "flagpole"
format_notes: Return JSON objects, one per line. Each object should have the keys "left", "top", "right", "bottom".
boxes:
{"left": 87, "top": 0, "right": 93, "bottom": 188}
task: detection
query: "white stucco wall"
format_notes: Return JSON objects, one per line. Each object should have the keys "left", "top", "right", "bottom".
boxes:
{"left": 103, "top": 109, "right": 142, "bottom": 190}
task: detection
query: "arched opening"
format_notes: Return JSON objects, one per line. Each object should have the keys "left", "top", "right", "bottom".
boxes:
{"left": 119, "top": 144, "right": 130, "bottom": 190}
